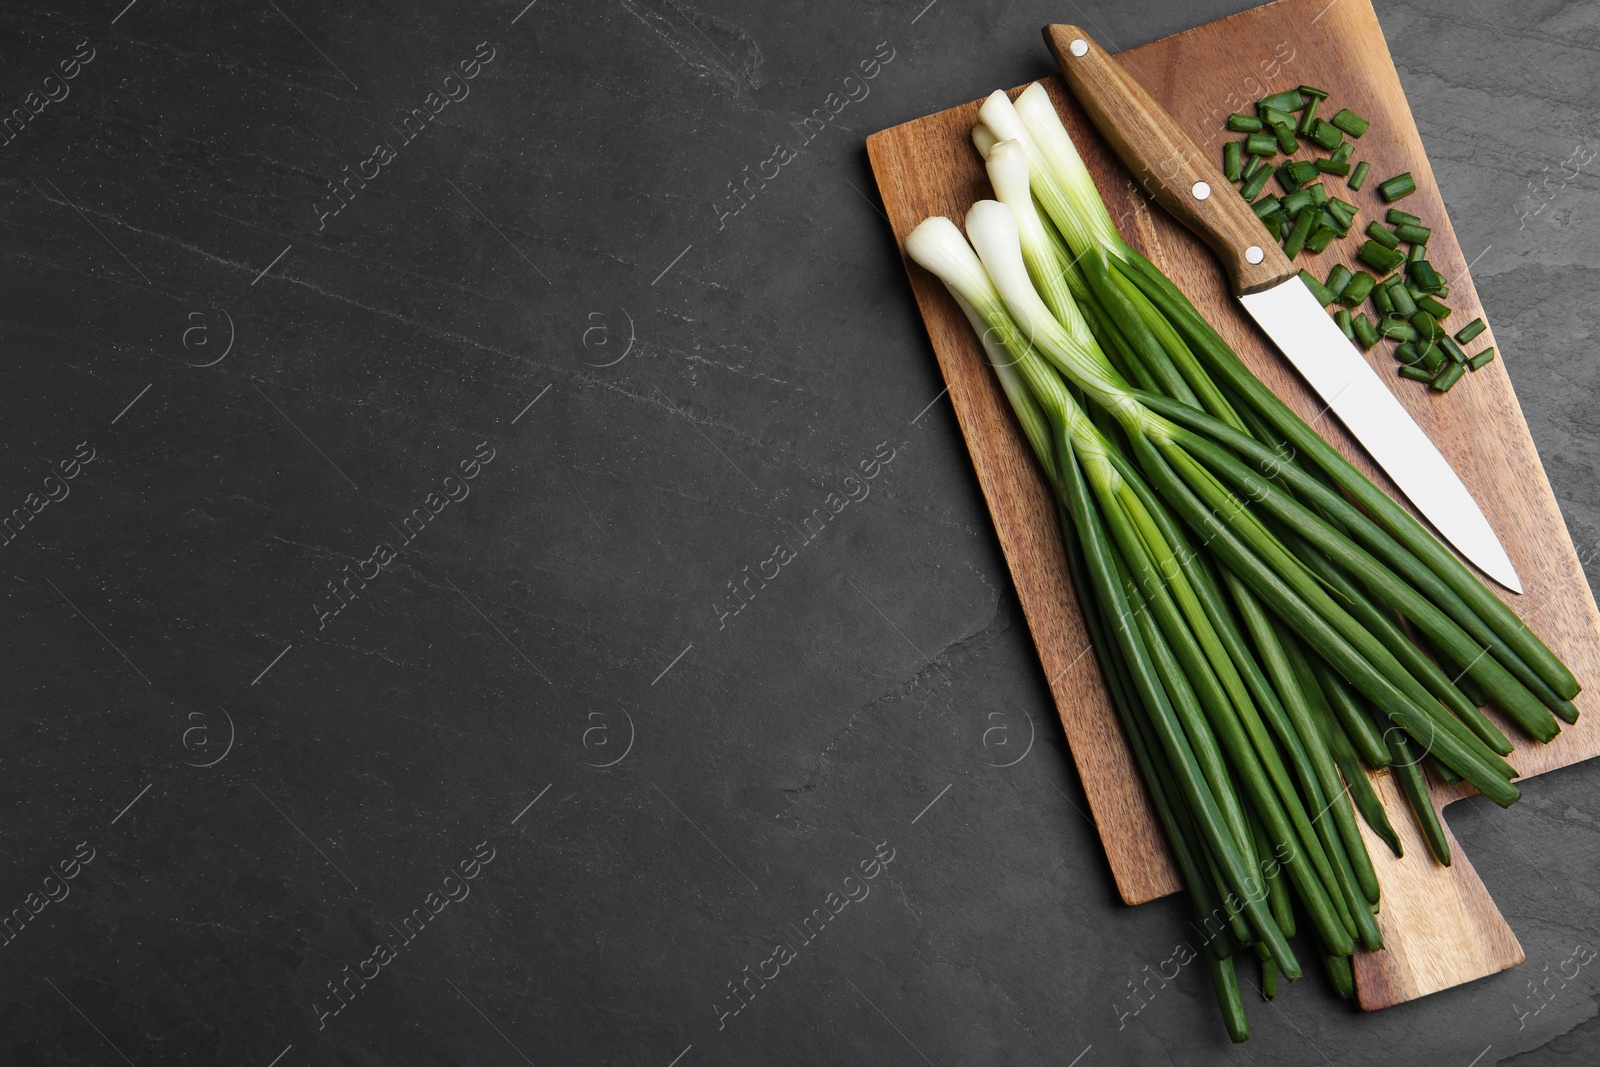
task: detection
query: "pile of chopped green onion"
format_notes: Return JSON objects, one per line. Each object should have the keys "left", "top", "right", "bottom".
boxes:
{"left": 905, "top": 84, "right": 1580, "bottom": 1041}
{"left": 1224, "top": 88, "right": 1496, "bottom": 391}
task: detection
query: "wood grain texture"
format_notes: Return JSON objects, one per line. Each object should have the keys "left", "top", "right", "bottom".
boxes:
{"left": 1042, "top": 24, "right": 1297, "bottom": 295}
{"left": 867, "top": 0, "right": 1600, "bottom": 1008}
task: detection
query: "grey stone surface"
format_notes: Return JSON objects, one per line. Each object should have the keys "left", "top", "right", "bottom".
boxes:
{"left": 0, "top": 0, "right": 1595, "bottom": 1064}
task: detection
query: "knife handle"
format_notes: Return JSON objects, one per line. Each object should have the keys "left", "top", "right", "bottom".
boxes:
{"left": 1044, "top": 25, "right": 1296, "bottom": 296}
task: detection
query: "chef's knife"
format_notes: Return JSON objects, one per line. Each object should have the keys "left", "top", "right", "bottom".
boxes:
{"left": 1044, "top": 25, "right": 1522, "bottom": 593}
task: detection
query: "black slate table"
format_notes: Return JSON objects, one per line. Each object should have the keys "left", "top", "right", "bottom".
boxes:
{"left": 2, "top": 1, "right": 1598, "bottom": 1065}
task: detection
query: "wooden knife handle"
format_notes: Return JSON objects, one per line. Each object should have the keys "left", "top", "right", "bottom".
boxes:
{"left": 1044, "top": 25, "right": 1296, "bottom": 296}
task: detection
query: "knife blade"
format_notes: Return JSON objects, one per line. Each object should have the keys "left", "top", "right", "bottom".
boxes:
{"left": 1044, "top": 25, "right": 1522, "bottom": 593}
{"left": 1241, "top": 280, "right": 1521, "bottom": 591}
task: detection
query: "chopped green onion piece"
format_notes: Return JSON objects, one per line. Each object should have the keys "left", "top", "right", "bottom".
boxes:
{"left": 1380, "top": 316, "right": 1419, "bottom": 341}
{"left": 1394, "top": 222, "right": 1431, "bottom": 244}
{"left": 1320, "top": 207, "right": 1348, "bottom": 237}
{"left": 1399, "top": 364, "right": 1434, "bottom": 382}
{"left": 1352, "top": 311, "right": 1379, "bottom": 349}
{"left": 1298, "top": 84, "right": 1330, "bottom": 100}
{"left": 1272, "top": 120, "right": 1299, "bottom": 155}
{"left": 1407, "top": 242, "right": 1428, "bottom": 264}
{"left": 1260, "top": 105, "right": 1297, "bottom": 128}
{"left": 1298, "top": 95, "right": 1321, "bottom": 136}
{"left": 1387, "top": 281, "right": 1417, "bottom": 316}
{"left": 1341, "top": 271, "right": 1376, "bottom": 307}
{"left": 1224, "top": 140, "right": 1244, "bottom": 182}
{"left": 1242, "top": 153, "right": 1267, "bottom": 181}
{"left": 1308, "top": 182, "right": 1329, "bottom": 205}
{"left": 1440, "top": 334, "right": 1469, "bottom": 364}
{"left": 1252, "top": 194, "right": 1282, "bottom": 218}
{"left": 1378, "top": 172, "right": 1417, "bottom": 202}
{"left": 1419, "top": 341, "right": 1445, "bottom": 371}
{"left": 1299, "top": 269, "right": 1336, "bottom": 305}
{"left": 1308, "top": 117, "right": 1345, "bottom": 151}
{"left": 1335, "top": 308, "right": 1355, "bottom": 339}
{"left": 1411, "top": 309, "right": 1442, "bottom": 343}
{"left": 1245, "top": 132, "right": 1278, "bottom": 156}
{"left": 1416, "top": 294, "right": 1450, "bottom": 319}
{"left": 1348, "top": 160, "right": 1370, "bottom": 190}
{"left": 1283, "top": 206, "right": 1316, "bottom": 258}
{"left": 1365, "top": 221, "right": 1399, "bottom": 249}
{"left": 1240, "top": 163, "right": 1273, "bottom": 200}
{"left": 1262, "top": 210, "right": 1290, "bottom": 240}
{"left": 1330, "top": 108, "right": 1370, "bottom": 137}
{"left": 1393, "top": 340, "right": 1420, "bottom": 364}
{"left": 1332, "top": 141, "right": 1355, "bottom": 163}
{"left": 1260, "top": 89, "right": 1307, "bottom": 112}
{"left": 1316, "top": 158, "right": 1352, "bottom": 176}
{"left": 1228, "top": 113, "right": 1265, "bottom": 132}
{"left": 1305, "top": 225, "right": 1339, "bottom": 253}
{"left": 1433, "top": 361, "right": 1466, "bottom": 391}
{"left": 1358, "top": 240, "right": 1405, "bottom": 273}
{"left": 1386, "top": 208, "right": 1422, "bottom": 226}
{"left": 1456, "top": 317, "right": 1487, "bottom": 343}
{"left": 1279, "top": 160, "right": 1319, "bottom": 189}
{"left": 1281, "top": 189, "right": 1314, "bottom": 217}
{"left": 1410, "top": 259, "right": 1443, "bottom": 290}
{"left": 1469, "top": 346, "right": 1497, "bottom": 370}
{"left": 1325, "top": 264, "right": 1354, "bottom": 298}
{"left": 1371, "top": 281, "right": 1394, "bottom": 316}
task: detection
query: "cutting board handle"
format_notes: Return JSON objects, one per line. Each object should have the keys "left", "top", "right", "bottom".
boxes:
{"left": 1043, "top": 25, "right": 1298, "bottom": 296}
{"left": 1352, "top": 775, "right": 1524, "bottom": 1008}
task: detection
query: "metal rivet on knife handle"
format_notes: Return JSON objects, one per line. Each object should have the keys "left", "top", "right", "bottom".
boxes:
{"left": 1069, "top": 38, "right": 1088, "bottom": 56}
{"left": 1192, "top": 181, "right": 1211, "bottom": 201}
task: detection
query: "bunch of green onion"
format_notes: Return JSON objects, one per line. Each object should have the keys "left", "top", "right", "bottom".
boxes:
{"left": 906, "top": 84, "right": 1581, "bottom": 1040}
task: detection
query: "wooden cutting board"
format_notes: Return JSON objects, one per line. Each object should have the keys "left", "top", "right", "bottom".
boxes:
{"left": 867, "top": 0, "right": 1600, "bottom": 1010}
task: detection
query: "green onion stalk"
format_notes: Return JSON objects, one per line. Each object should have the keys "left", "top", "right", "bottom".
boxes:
{"left": 901, "top": 83, "right": 1581, "bottom": 1039}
